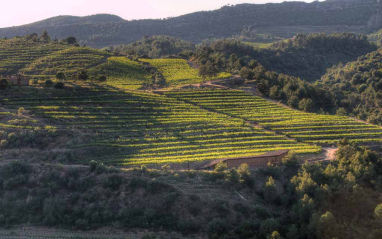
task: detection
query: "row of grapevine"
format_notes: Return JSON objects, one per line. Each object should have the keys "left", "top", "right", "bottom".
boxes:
{"left": 2, "top": 86, "right": 320, "bottom": 165}
{"left": 164, "top": 90, "right": 382, "bottom": 145}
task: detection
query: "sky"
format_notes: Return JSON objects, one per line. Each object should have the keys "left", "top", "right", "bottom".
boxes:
{"left": 1, "top": 0, "right": 319, "bottom": 28}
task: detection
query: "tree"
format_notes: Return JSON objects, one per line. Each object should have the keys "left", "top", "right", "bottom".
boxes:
{"left": 282, "top": 151, "right": 299, "bottom": 168}
{"left": 199, "top": 61, "right": 217, "bottom": 81}
{"left": 237, "top": 163, "right": 252, "bottom": 186}
{"left": 239, "top": 67, "right": 254, "bottom": 80}
{"left": 269, "top": 86, "right": 281, "bottom": 99}
{"left": 264, "top": 176, "right": 277, "bottom": 202}
{"left": 287, "top": 95, "right": 299, "bottom": 108}
{"left": 77, "top": 70, "right": 89, "bottom": 81}
{"left": 40, "top": 31, "right": 51, "bottom": 43}
{"left": 215, "top": 161, "right": 228, "bottom": 172}
{"left": 55, "top": 72, "right": 66, "bottom": 81}
{"left": 299, "top": 98, "right": 315, "bottom": 112}
{"left": 65, "top": 37, "right": 78, "bottom": 45}
{"left": 316, "top": 211, "right": 338, "bottom": 239}
{"left": 336, "top": 107, "right": 347, "bottom": 116}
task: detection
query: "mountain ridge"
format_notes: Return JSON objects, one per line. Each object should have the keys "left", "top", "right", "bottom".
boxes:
{"left": 1, "top": 0, "right": 382, "bottom": 47}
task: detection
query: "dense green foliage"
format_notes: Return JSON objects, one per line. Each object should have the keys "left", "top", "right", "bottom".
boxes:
{"left": 196, "top": 33, "right": 376, "bottom": 81}
{"left": 0, "top": 140, "right": 380, "bottom": 238}
{"left": 0, "top": 0, "right": 380, "bottom": 47}
{"left": 321, "top": 48, "right": 382, "bottom": 125}
{"left": 110, "top": 35, "right": 195, "bottom": 58}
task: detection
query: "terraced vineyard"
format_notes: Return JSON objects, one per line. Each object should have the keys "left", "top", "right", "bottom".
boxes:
{"left": 21, "top": 47, "right": 111, "bottom": 77}
{"left": 2, "top": 86, "right": 320, "bottom": 166}
{"left": 89, "top": 57, "right": 152, "bottom": 90}
{"left": 0, "top": 38, "right": 69, "bottom": 75}
{"left": 140, "top": 58, "right": 231, "bottom": 85}
{"left": 164, "top": 90, "right": 382, "bottom": 145}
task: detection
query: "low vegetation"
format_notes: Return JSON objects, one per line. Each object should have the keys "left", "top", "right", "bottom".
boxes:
{"left": 0, "top": 140, "right": 380, "bottom": 238}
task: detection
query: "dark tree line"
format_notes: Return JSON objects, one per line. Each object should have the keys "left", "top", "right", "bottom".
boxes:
{"left": 109, "top": 35, "right": 195, "bottom": 58}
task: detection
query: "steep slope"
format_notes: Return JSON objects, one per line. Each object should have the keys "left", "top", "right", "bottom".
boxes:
{"left": 0, "top": 37, "right": 69, "bottom": 75}
{"left": 194, "top": 33, "right": 377, "bottom": 81}
{"left": 1, "top": 0, "right": 382, "bottom": 47}
{"left": 21, "top": 47, "right": 111, "bottom": 76}
{"left": 321, "top": 48, "right": 382, "bottom": 124}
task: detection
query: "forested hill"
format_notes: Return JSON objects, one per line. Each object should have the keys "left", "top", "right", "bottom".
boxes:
{"left": 1, "top": 0, "right": 382, "bottom": 47}
{"left": 321, "top": 48, "right": 382, "bottom": 124}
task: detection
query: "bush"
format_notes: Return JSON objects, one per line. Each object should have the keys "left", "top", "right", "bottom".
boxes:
{"left": 264, "top": 176, "right": 277, "bottom": 202}
{"left": 89, "top": 160, "right": 98, "bottom": 172}
{"left": 375, "top": 204, "right": 382, "bottom": 219}
{"left": 0, "top": 79, "right": 11, "bottom": 90}
{"left": 215, "top": 161, "right": 228, "bottom": 172}
{"left": 259, "top": 218, "right": 280, "bottom": 237}
{"left": 207, "top": 219, "right": 231, "bottom": 239}
{"left": 54, "top": 82, "right": 65, "bottom": 89}
{"left": 0, "top": 140, "right": 8, "bottom": 148}
{"left": 177, "top": 219, "right": 201, "bottom": 235}
{"left": 147, "top": 179, "right": 172, "bottom": 194}
{"left": 282, "top": 151, "right": 299, "bottom": 168}
{"left": 75, "top": 219, "right": 89, "bottom": 230}
{"left": 32, "top": 79, "right": 39, "bottom": 85}
{"left": 3, "top": 175, "right": 28, "bottom": 190}
{"left": 44, "top": 79, "right": 53, "bottom": 87}
{"left": 102, "top": 174, "right": 124, "bottom": 190}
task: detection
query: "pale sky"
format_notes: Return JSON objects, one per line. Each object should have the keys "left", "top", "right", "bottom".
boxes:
{"left": 1, "top": 0, "right": 319, "bottom": 28}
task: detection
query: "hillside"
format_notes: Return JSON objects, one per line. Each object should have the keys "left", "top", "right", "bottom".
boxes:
{"left": 198, "top": 33, "right": 376, "bottom": 81}
{"left": 110, "top": 35, "right": 196, "bottom": 58}
{"left": 321, "top": 48, "right": 382, "bottom": 124}
{"left": 0, "top": 37, "right": 69, "bottom": 75}
{"left": 1, "top": 0, "right": 382, "bottom": 47}
{"left": 21, "top": 47, "right": 111, "bottom": 77}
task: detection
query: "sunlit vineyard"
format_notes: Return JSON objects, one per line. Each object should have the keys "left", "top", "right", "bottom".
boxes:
{"left": 89, "top": 57, "right": 152, "bottom": 90}
{"left": 21, "top": 47, "right": 111, "bottom": 76}
{"left": 140, "top": 58, "right": 231, "bottom": 85}
{"left": 0, "top": 38, "right": 68, "bottom": 75}
{"left": 2, "top": 86, "right": 320, "bottom": 166}
{"left": 164, "top": 90, "right": 382, "bottom": 145}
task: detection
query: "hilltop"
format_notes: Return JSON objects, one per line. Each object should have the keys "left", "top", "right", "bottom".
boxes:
{"left": 1, "top": 0, "right": 382, "bottom": 47}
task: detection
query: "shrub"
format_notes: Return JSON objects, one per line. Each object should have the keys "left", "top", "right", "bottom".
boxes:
{"left": 282, "top": 151, "right": 299, "bottom": 168}
{"left": 147, "top": 179, "right": 172, "bottom": 194}
{"left": 207, "top": 219, "right": 231, "bottom": 239}
{"left": 0, "top": 79, "right": 11, "bottom": 90}
{"left": 212, "top": 200, "right": 230, "bottom": 217}
{"left": 102, "top": 174, "right": 124, "bottom": 190}
{"left": 259, "top": 218, "right": 280, "bottom": 237}
{"left": 32, "top": 79, "right": 39, "bottom": 85}
{"left": 54, "top": 82, "right": 65, "bottom": 89}
{"left": 177, "top": 219, "right": 201, "bottom": 235}
{"left": 89, "top": 160, "right": 98, "bottom": 172}
{"left": 75, "top": 219, "right": 89, "bottom": 230}
{"left": 227, "top": 168, "right": 240, "bottom": 184}
{"left": 375, "top": 204, "right": 382, "bottom": 219}
{"left": 44, "top": 79, "right": 53, "bottom": 87}
{"left": 215, "top": 161, "right": 228, "bottom": 172}
{"left": 3, "top": 175, "right": 28, "bottom": 190}
{"left": 264, "top": 176, "right": 277, "bottom": 202}
{"left": 0, "top": 140, "right": 8, "bottom": 148}
{"left": 129, "top": 177, "right": 148, "bottom": 190}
